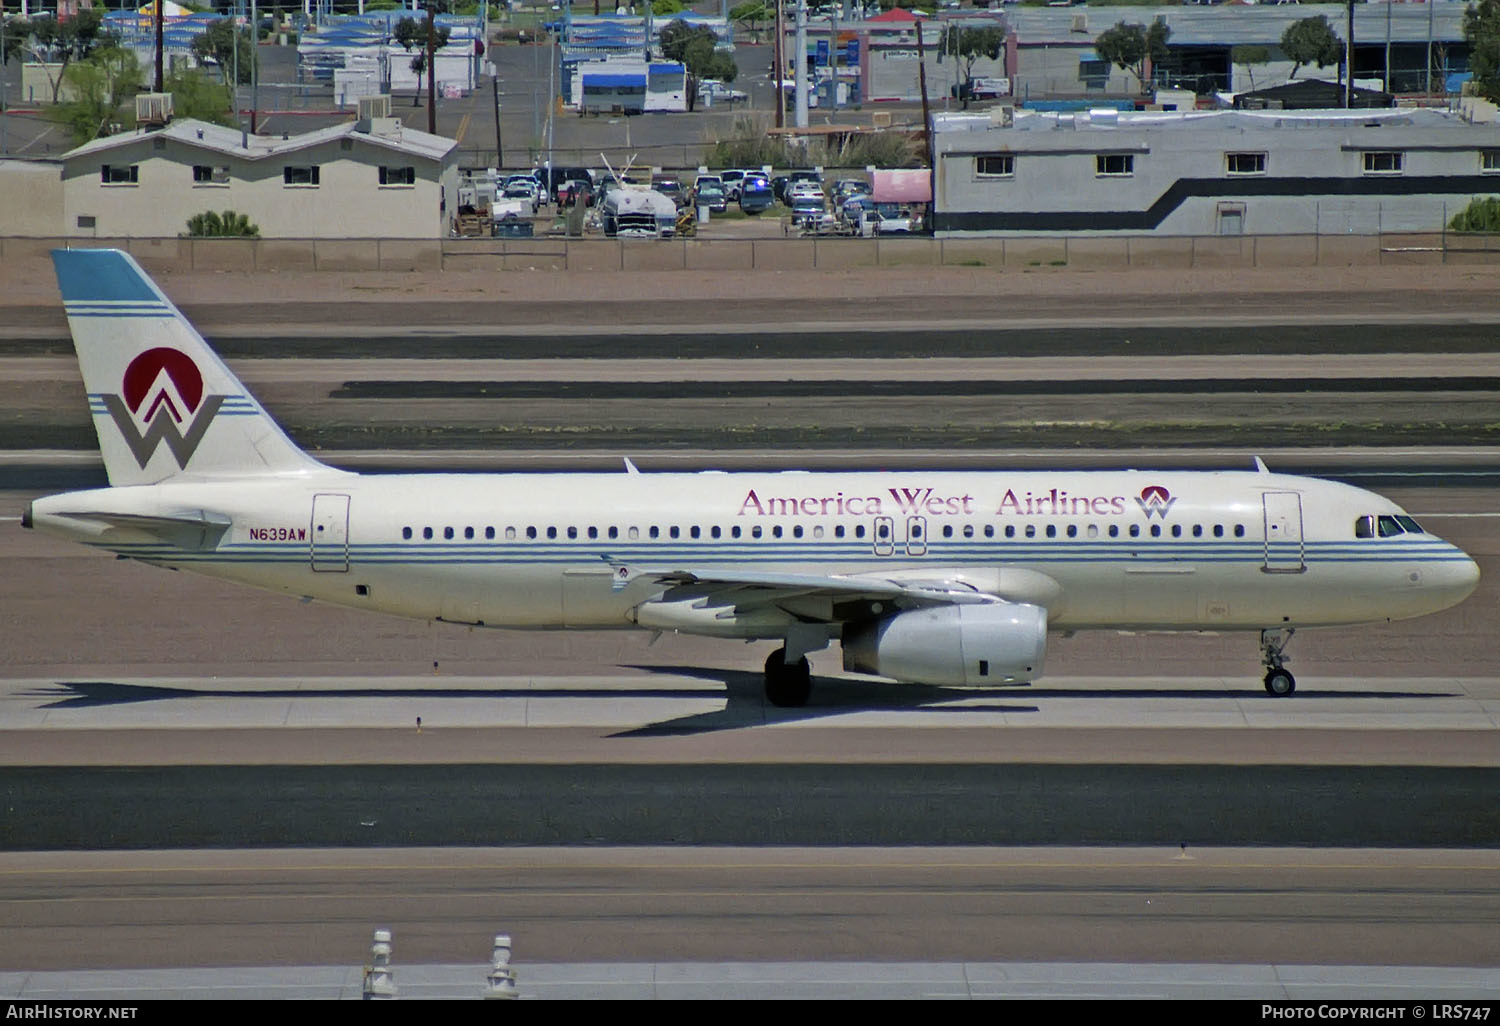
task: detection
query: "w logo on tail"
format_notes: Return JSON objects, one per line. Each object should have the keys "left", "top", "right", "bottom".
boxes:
{"left": 100, "top": 347, "right": 225, "bottom": 470}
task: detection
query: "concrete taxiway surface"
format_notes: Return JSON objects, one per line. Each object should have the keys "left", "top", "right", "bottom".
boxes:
{"left": 10, "top": 960, "right": 1500, "bottom": 1001}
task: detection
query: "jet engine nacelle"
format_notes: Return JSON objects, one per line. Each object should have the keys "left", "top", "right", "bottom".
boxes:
{"left": 841, "top": 602, "right": 1047, "bottom": 685}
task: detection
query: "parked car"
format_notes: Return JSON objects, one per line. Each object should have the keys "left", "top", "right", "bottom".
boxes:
{"left": 738, "top": 174, "right": 774, "bottom": 214}
{"left": 790, "top": 194, "right": 836, "bottom": 234}
{"left": 831, "top": 178, "right": 871, "bottom": 205}
{"left": 719, "top": 169, "right": 748, "bottom": 201}
{"left": 951, "top": 77, "right": 1008, "bottom": 101}
{"left": 698, "top": 79, "right": 747, "bottom": 105}
{"left": 502, "top": 180, "right": 540, "bottom": 213}
{"left": 871, "top": 202, "right": 921, "bottom": 234}
{"left": 786, "top": 180, "right": 826, "bottom": 206}
{"left": 652, "top": 176, "right": 688, "bottom": 208}
{"left": 692, "top": 177, "right": 727, "bottom": 213}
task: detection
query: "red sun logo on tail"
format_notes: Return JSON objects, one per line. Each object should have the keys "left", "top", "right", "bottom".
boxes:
{"left": 102, "top": 348, "right": 225, "bottom": 469}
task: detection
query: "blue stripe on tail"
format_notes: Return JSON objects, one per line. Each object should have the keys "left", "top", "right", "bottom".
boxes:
{"left": 52, "top": 249, "right": 162, "bottom": 304}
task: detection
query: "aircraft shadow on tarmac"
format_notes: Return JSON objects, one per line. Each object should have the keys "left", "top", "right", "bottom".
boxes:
{"left": 32, "top": 675, "right": 1456, "bottom": 739}
{"left": 30, "top": 680, "right": 725, "bottom": 709}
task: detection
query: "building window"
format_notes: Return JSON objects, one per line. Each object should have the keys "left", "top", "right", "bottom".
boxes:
{"left": 283, "top": 165, "right": 321, "bottom": 186}
{"left": 193, "top": 164, "right": 231, "bottom": 185}
{"left": 100, "top": 164, "right": 139, "bottom": 185}
{"left": 76, "top": 215, "right": 97, "bottom": 229}
{"left": 1095, "top": 153, "right": 1134, "bottom": 177}
{"left": 1217, "top": 202, "right": 1245, "bottom": 236}
{"left": 379, "top": 165, "right": 416, "bottom": 186}
{"left": 1079, "top": 58, "right": 1109, "bottom": 91}
{"left": 1225, "top": 152, "right": 1266, "bottom": 175}
{"left": 1362, "top": 151, "right": 1403, "bottom": 174}
{"left": 1483, "top": 150, "right": 1500, "bottom": 173}
{"left": 975, "top": 154, "right": 1014, "bottom": 178}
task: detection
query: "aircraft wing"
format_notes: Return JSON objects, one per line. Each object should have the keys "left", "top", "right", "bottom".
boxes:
{"left": 632, "top": 567, "right": 999, "bottom": 627}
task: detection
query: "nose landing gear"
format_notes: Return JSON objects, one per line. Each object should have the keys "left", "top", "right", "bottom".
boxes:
{"left": 1261, "top": 628, "right": 1296, "bottom": 696}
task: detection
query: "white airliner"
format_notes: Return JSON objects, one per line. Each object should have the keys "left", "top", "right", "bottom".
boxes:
{"left": 24, "top": 250, "right": 1481, "bottom": 705}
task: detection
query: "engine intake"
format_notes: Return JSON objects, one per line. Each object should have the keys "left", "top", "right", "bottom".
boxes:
{"left": 842, "top": 602, "right": 1047, "bottom": 685}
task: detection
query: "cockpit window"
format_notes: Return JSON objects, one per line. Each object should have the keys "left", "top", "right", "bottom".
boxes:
{"left": 1377, "top": 515, "right": 1405, "bottom": 537}
{"left": 1355, "top": 515, "right": 1375, "bottom": 539}
{"left": 1395, "top": 515, "right": 1424, "bottom": 534}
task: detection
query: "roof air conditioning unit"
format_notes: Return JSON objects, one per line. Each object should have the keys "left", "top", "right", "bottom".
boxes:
{"left": 358, "top": 94, "right": 392, "bottom": 121}
{"left": 135, "top": 92, "right": 174, "bottom": 127}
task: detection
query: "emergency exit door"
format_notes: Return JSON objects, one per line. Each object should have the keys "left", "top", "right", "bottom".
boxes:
{"left": 310, "top": 493, "right": 350, "bottom": 572}
{"left": 1262, "top": 491, "right": 1305, "bottom": 573}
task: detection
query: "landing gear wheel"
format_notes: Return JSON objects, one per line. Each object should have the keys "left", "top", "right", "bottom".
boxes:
{"left": 764, "top": 648, "right": 812, "bottom": 708}
{"left": 1263, "top": 668, "right": 1296, "bottom": 696}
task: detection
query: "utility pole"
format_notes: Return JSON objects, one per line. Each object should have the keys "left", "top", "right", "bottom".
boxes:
{"left": 1344, "top": 0, "right": 1353, "bottom": 109}
{"left": 491, "top": 72, "right": 502, "bottom": 168}
{"left": 251, "top": 0, "right": 259, "bottom": 135}
{"left": 794, "top": 0, "right": 807, "bottom": 129}
{"left": 916, "top": 16, "right": 931, "bottom": 169}
{"left": 426, "top": 5, "right": 436, "bottom": 134}
{"left": 154, "top": 0, "right": 164, "bottom": 92}
{"left": 773, "top": 0, "right": 784, "bottom": 129}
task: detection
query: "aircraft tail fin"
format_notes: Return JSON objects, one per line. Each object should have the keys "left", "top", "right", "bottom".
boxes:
{"left": 52, "top": 249, "right": 332, "bottom": 486}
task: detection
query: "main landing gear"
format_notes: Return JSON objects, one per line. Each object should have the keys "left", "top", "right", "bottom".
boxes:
{"left": 764, "top": 648, "right": 812, "bottom": 708}
{"left": 1261, "top": 627, "right": 1296, "bottom": 696}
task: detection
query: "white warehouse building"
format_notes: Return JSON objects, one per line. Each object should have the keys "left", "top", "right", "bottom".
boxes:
{"left": 932, "top": 106, "right": 1500, "bottom": 237}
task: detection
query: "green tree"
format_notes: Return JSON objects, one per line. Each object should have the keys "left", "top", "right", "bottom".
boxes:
{"left": 2, "top": 17, "right": 35, "bottom": 67}
{"left": 191, "top": 18, "right": 257, "bottom": 86}
{"left": 1094, "top": 20, "right": 1170, "bottom": 94}
{"left": 167, "top": 66, "right": 236, "bottom": 127}
{"left": 48, "top": 46, "right": 140, "bottom": 145}
{"left": 18, "top": 9, "right": 119, "bottom": 103}
{"left": 938, "top": 25, "right": 1005, "bottom": 108}
{"left": 660, "top": 20, "right": 737, "bottom": 112}
{"left": 393, "top": 8, "right": 451, "bottom": 114}
{"left": 1231, "top": 44, "right": 1271, "bottom": 92}
{"left": 729, "top": 1, "right": 770, "bottom": 26}
{"left": 652, "top": 0, "right": 685, "bottom": 15}
{"left": 1465, "top": 0, "right": 1500, "bottom": 103}
{"left": 1281, "top": 15, "right": 1343, "bottom": 81}
{"left": 185, "top": 210, "right": 261, "bottom": 237}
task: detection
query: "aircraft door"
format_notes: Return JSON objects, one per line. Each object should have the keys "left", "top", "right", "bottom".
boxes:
{"left": 310, "top": 493, "right": 351, "bottom": 572}
{"left": 1262, "top": 491, "right": 1305, "bottom": 573}
{"left": 905, "top": 515, "right": 928, "bottom": 556}
{"left": 873, "top": 516, "right": 895, "bottom": 556}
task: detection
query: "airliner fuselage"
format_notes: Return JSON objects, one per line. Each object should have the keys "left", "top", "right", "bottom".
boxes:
{"left": 28, "top": 248, "right": 1482, "bottom": 706}
{"left": 31, "top": 468, "right": 1476, "bottom": 634}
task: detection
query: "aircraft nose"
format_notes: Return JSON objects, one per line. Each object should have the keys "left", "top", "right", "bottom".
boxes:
{"left": 1432, "top": 550, "right": 1481, "bottom": 607}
